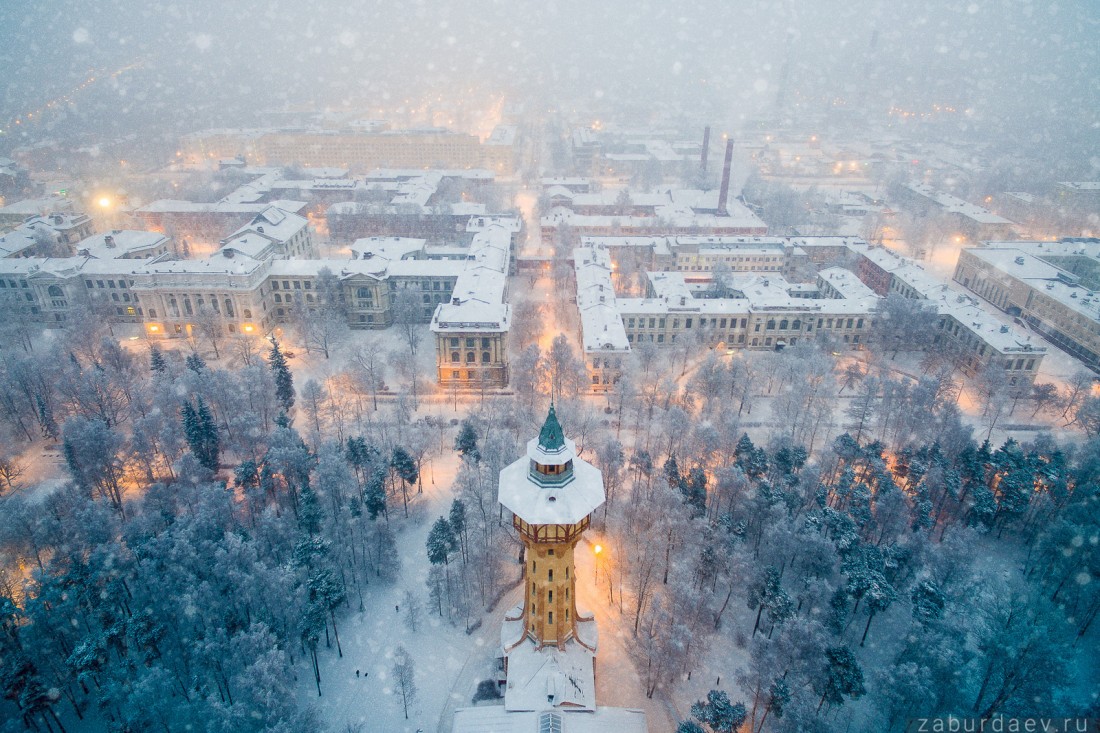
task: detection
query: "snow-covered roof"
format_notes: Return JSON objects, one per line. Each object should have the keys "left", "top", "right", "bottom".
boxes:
{"left": 349, "top": 237, "right": 426, "bottom": 262}
{"left": 74, "top": 230, "right": 168, "bottom": 260}
{"left": 498, "top": 451, "right": 605, "bottom": 526}
{"left": 904, "top": 183, "right": 1014, "bottom": 225}
{"left": 430, "top": 224, "right": 513, "bottom": 334}
{"left": 452, "top": 706, "right": 647, "bottom": 733}
{"left": 138, "top": 199, "right": 307, "bottom": 214}
{"left": 0, "top": 195, "right": 73, "bottom": 217}
{"left": 501, "top": 636, "right": 596, "bottom": 712}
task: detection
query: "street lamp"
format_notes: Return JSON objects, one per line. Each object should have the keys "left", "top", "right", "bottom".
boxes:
{"left": 593, "top": 544, "right": 602, "bottom": 584}
{"left": 98, "top": 196, "right": 112, "bottom": 209}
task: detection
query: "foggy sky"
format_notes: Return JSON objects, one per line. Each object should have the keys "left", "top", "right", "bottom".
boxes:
{"left": 1, "top": 0, "right": 1098, "bottom": 144}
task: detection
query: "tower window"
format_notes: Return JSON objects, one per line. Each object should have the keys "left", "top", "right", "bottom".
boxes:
{"left": 565, "top": 567, "right": 569, "bottom": 579}
{"left": 548, "top": 612, "right": 553, "bottom": 624}
{"left": 548, "top": 549, "right": 554, "bottom": 556}
{"left": 548, "top": 590, "right": 553, "bottom": 603}
{"left": 548, "top": 569, "right": 553, "bottom": 581}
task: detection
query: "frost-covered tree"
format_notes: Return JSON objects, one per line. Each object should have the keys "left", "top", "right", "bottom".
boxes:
{"left": 268, "top": 336, "right": 295, "bottom": 413}
{"left": 392, "top": 645, "right": 417, "bottom": 719}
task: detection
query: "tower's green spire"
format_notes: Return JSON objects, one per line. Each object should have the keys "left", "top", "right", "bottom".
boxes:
{"left": 538, "top": 403, "right": 566, "bottom": 452}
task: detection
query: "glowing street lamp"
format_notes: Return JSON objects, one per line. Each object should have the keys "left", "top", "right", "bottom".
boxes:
{"left": 593, "top": 543, "right": 603, "bottom": 584}
{"left": 98, "top": 196, "right": 112, "bottom": 209}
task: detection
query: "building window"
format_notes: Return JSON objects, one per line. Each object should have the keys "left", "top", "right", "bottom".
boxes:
{"left": 548, "top": 612, "right": 553, "bottom": 624}
{"left": 482, "top": 352, "right": 491, "bottom": 363}
{"left": 548, "top": 569, "right": 553, "bottom": 581}
{"left": 451, "top": 352, "right": 460, "bottom": 362}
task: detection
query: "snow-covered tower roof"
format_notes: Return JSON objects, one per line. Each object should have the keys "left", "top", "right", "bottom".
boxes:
{"left": 498, "top": 405, "right": 605, "bottom": 527}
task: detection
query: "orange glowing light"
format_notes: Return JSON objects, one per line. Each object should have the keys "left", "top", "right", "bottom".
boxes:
{"left": 593, "top": 544, "right": 602, "bottom": 555}
{"left": 149, "top": 325, "right": 159, "bottom": 332}
{"left": 243, "top": 324, "right": 254, "bottom": 332}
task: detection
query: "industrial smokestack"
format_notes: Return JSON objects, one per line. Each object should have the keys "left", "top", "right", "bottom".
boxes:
{"left": 717, "top": 139, "right": 734, "bottom": 216}
{"left": 700, "top": 126, "right": 711, "bottom": 172}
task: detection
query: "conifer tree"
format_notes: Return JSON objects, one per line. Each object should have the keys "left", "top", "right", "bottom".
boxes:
{"left": 182, "top": 397, "right": 220, "bottom": 471}
{"left": 35, "top": 394, "right": 58, "bottom": 440}
{"left": 185, "top": 352, "right": 206, "bottom": 373}
{"left": 454, "top": 420, "right": 481, "bottom": 462}
{"left": 688, "top": 689, "right": 747, "bottom": 733}
{"left": 268, "top": 337, "right": 295, "bottom": 413}
{"left": 150, "top": 346, "right": 168, "bottom": 374}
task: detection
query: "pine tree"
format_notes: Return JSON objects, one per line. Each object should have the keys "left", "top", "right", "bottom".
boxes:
{"left": 182, "top": 397, "right": 220, "bottom": 471}
{"left": 195, "top": 396, "right": 219, "bottom": 470}
{"left": 663, "top": 453, "right": 682, "bottom": 488}
{"left": 391, "top": 446, "right": 418, "bottom": 518}
{"left": 454, "top": 420, "right": 480, "bottom": 462}
{"left": 185, "top": 352, "right": 206, "bottom": 373}
{"left": 426, "top": 516, "right": 456, "bottom": 566}
{"left": 911, "top": 581, "right": 946, "bottom": 625}
{"left": 181, "top": 400, "right": 201, "bottom": 461}
{"left": 688, "top": 689, "right": 747, "bottom": 733}
{"left": 814, "top": 645, "right": 866, "bottom": 712}
{"left": 35, "top": 394, "right": 58, "bottom": 440}
{"left": 150, "top": 346, "right": 168, "bottom": 374}
{"left": 298, "top": 478, "right": 324, "bottom": 536}
{"left": 746, "top": 566, "right": 791, "bottom": 638}
{"left": 269, "top": 337, "right": 295, "bottom": 413}
{"left": 676, "top": 722, "right": 706, "bottom": 733}
{"left": 449, "top": 499, "right": 468, "bottom": 563}
{"left": 364, "top": 469, "right": 387, "bottom": 520}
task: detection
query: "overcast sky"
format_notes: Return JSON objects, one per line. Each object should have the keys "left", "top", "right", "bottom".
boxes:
{"left": 1, "top": 0, "right": 1097, "bottom": 145}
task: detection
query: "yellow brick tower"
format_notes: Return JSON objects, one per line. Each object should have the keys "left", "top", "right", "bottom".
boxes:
{"left": 497, "top": 405, "right": 607, "bottom": 711}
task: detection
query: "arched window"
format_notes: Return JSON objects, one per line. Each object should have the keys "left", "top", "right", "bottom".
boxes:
{"left": 779, "top": 319, "right": 788, "bottom": 330}
{"left": 481, "top": 351, "right": 491, "bottom": 363}
{"left": 766, "top": 319, "right": 776, "bottom": 330}
{"left": 47, "top": 285, "right": 63, "bottom": 297}
{"left": 466, "top": 352, "right": 475, "bottom": 363}
{"left": 243, "top": 309, "right": 252, "bottom": 319}
{"left": 792, "top": 319, "right": 801, "bottom": 330}
{"left": 224, "top": 299, "right": 234, "bottom": 317}
{"left": 451, "top": 352, "right": 460, "bottom": 362}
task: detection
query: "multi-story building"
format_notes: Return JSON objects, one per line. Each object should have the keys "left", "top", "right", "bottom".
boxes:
{"left": 219, "top": 207, "right": 317, "bottom": 260}
{"left": 573, "top": 245, "right": 629, "bottom": 392}
{"left": 896, "top": 182, "right": 1016, "bottom": 241}
{"left": 430, "top": 224, "right": 513, "bottom": 389}
{"left": 0, "top": 213, "right": 96, "bottom": 258}
{"left": 572, "top": 236, "right": 1047, "bottom": 390}
{"left": 954, "top": 241, "right": 1100, "bottom": 372}
{"left": 0, "top": 195, "right": 74, "bottom": 233}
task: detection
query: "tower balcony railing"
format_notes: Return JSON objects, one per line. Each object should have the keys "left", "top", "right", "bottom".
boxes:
{"left": 513, "top": 516, "right": 590, "bottom": 544}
